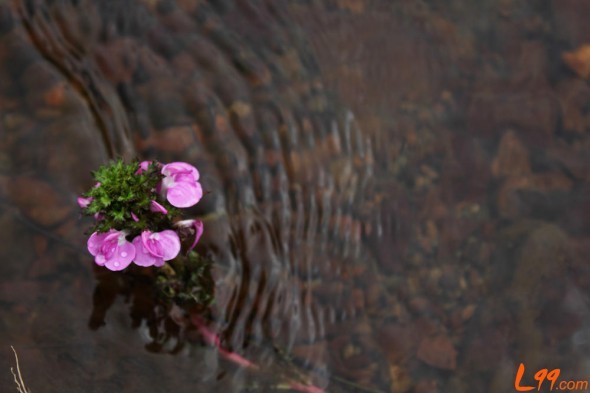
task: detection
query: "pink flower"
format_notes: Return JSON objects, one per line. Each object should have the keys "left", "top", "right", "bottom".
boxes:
{"left": 150, "top": 200, "right": 168, "bottom": 215}
{"left": 135, "top": 160, "right": 152, "bottom": 175}
{"left": 77, "top": 196, "right": 93, "bottom": 208}
{"left": 132, "top": 230, "right": 180, "bottom": 267}
{"left": 87, "top": 230, "right": 135, "bottom": 271}
{"left": 161, "top": 162, "right": 203, "bottom": 208}
{"left": 78, "top": 183, "right": 100, "bottom": 209}
{"left": 175, "top": 219, "right": 204, "bottom": 252}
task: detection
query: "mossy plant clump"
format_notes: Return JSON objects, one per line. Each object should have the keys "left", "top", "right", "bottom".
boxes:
{"left": 156, "top": 251, "right": 215, "bottom": 310}
{"left": 78, "top": 159, "right": 213, "bottom": 309}
{"left": 81, "top": 159, "right": 179, "bottom": 236}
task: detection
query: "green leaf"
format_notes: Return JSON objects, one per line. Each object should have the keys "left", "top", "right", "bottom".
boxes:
{"left": 99, "top": 195, "right": 111, "bottom": 207}
{"left": 113, "top": 210, "right": 125, "bottom": 222}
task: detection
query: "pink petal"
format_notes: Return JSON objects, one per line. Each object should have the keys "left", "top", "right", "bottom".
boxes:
{"left": 104, "top": 258, "right": 132, "bottom": 271}
{"left": 131, "top": 212, "right": 139, "bottom": 222}
{"left": 118, "top": 241, "right": 136, "bottom": 261}
{"left": 95, "top": 254, "right": 106, "bottom": 266}
{"left": 104, "top": 241, "right": 135, "bottom": 271}
{"left": 141, "top": 231, "right": 164, "bottom": 257}
{"left": 161, "top": 162, "right": 199, "bottom": 181}
{"left": 94, "top": 182, "right": 101, "bottom": 188}
{"left": 132, "top": 236, "right": 162, "bottom": 267}
{"left": 157, "top": 230, "right": 181, "bottom": 260}
{"left": 87, "top": 231, "right": 110, "bottom": 256}
{"left": 173, "top": 173, "right": 199, "bottom": 184}
{"left": 135, "top": 160, "right": 151, "bottom": 175}
{"left": 135, "top": 230, "right": 180, "bottom": 265}
{"left": 100, "top": 232, "right": 124, "bottom": 260}
{"left": 150, "top": 200, "right": 168, "bottom": 215}
{"left": 77, "top": 196, "right": 93, "bottom": 208}
{"left": 166, "top": 181, "right": 202, "bottom": 208}
{"left": 103, "top": 232, "right": 121, "bottom": 244}
{"left": 188, "top": 220, "right": 204, "bottom": 252}
{"left": 175, "top": 219, "right": 204, "bottom": 252}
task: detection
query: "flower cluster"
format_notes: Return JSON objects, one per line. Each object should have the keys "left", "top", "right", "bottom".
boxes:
{"left": 78, "top": 160, "right": 204, "bottom": 271}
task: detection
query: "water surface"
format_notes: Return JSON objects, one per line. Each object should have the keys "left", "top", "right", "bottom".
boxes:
{"left": 1, "top": 1, "right": 589, "bottom": 392}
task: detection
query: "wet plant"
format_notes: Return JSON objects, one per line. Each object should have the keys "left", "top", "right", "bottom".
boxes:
{"left": 78, "top": 159, "right": 212, "bottom": 307}
{"left": 79, "top": 160, "right": 325, "bottom": 393}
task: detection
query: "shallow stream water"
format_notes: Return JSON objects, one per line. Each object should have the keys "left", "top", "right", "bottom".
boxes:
{"left": 1, "top": 1, "right": 590, "bottom": 392}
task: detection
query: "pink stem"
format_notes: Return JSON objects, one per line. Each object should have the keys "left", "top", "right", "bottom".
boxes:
{"left": 190, "top": 315, "right": 258, "bottom": 370}
{"left": 288, "top": 382, "right": 327, "bottom": 393}
{"left": 190, "top": 315, "right": 325, "bottom": 392}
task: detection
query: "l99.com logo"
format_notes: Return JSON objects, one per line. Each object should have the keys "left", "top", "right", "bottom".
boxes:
{"left": 515, "top": 363, "right": 589, "bottom": 391}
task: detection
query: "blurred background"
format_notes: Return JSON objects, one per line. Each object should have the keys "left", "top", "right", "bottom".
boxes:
{"left": 1, "top": 1, "right": 589, "bottom": 392}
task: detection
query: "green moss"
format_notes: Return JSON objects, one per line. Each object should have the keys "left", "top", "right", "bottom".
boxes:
{"left": 155, "top": 251, "right": 214, "bottom": 309}
{"left": 80, "top": 160, "right": 178, "bottom": 236}
{"left": 80, "top": 159, "right": 214, "bottom": 310}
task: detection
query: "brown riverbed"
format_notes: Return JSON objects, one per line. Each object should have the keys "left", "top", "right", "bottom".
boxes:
{"left": 1, "top": 1, "right": 590, "bottom": 392}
